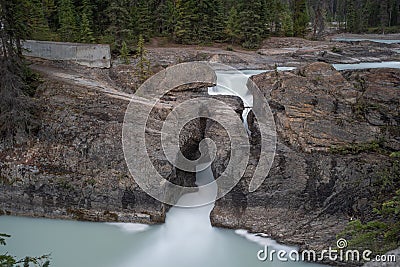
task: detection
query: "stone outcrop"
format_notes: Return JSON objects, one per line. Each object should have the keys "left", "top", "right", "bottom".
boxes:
{"left": 210, "top": 63, "right": 400, "bottom": 261}
{"left": 1, "top": 56, "right": 399, "bottom": 265}
{"left": 0, "top": 61, "right": 244, "bottom": 223}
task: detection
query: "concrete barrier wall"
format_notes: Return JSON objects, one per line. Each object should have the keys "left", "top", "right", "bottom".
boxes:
{"left": 23, "top": 40, "right": 111, "bottom": 68}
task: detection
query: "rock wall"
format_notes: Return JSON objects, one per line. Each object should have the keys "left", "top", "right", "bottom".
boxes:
{"left": 0, "top": 63, "right": 244, "bottom": 225}
{"left": 23, "top": 40, "right": 111, "bottom": 68}
{"left": 210, "top": 63, "right": 400, "bottom": 258}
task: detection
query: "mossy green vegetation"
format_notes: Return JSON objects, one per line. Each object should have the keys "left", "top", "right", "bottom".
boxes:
{"left": 338, "top": 157, "right": 400, "bottom": 255}
{"left": 329, "top": 141, "right": 383, "bottom": 155}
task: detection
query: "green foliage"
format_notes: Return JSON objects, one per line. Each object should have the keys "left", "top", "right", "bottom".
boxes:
{"left": 0, "top": 234, "right": 50, "bottom": 267}
{"left": 105, "top": 0, "right": 132, "bottom": 50}
{"left": 11, "top": 0, "right": 400, "bottom": 50}
{"left": 346, "top": 0, "right": 368, "bottom": 33}
{"left": 238, "top": 0, "right": 265, "bottom": 49}
{"left": 0, "top": 0, "right": 31, "bottom": 57}
{"left": 329, "top": 141, "right": 383, "bottom": 155}
{"left": 376, "top": 160, "right": 400, "bottom": 194}
{"left": 174, "top": 0, "right": 204, "bottom": 44}
{"left": 136, "top": 0, "right": 153, "bottom": 40}
{"left": 156, "top": 0, "right": 177, "bottom": 37}
{"left": 225, "top": 6, "right": 241, "bottom": 44}
{"left": 58, "top": 0, "right": 77, "bottom": 42}
{"left": 27, "top": 0, "right": 55, "bottom": 41}
{"left": 293, "top": 0, "right": 309, "bottom": 37}
{"left": 226, "top": 45, "right": 234, "bottom": 51}
{"left": 280, "top": 6, "right": 294, "bottom": 37}
{"left": 390, "top": 151, "right": 400, "bottom": 158}
{"left": 120, "top": 41, "right": 130, "bottom": 64}
{"left": 338, "top": 219, "right": 397, "bottom": 254}
{"left": 339, "top": 158, "right": 400, "bottom": 255}
{"left": 331, "top": 46, "right": 342, "bottom": 53}
{"left": 79, "top": 0, "right": 95, "bottom": 43}
{"left": 339, "top": 196, "right": 400, "bottom": 255}
{"left": 135, "top": 35, "right": 151, "bottom": 83}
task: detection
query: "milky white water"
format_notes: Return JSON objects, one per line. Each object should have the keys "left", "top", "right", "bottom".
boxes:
{"left": 208, "top": 67, "right": 296, "bottom": 133}
{"left": 332, "top": 38, "right": 400, "bottom": 44}
{"left": 0, "top": 166, "right": 323, "bottom": 267}
{"left": 0, "top": 68, "right": 327, "bottom": 267}
{"left": 333, "top": 61, "right": 400, "bottom": 70}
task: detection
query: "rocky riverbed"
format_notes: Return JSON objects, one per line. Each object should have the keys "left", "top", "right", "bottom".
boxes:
{"left": 1, "top": 36, "right": 399, "bottom": 266}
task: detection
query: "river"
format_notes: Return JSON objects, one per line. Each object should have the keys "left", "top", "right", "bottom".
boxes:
{"left": 0, "top": 166, "right": 322, "bottom": 267}
{"left": 0, "top": 68, "right": 327, "bottom": 267}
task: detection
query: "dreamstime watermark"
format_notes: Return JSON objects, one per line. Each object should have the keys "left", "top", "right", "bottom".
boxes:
{"left": 257, "top": 238, "right": 398, "bottom": 263}
{"left": 122, "top": 62, "right": 277, "bottom": 207}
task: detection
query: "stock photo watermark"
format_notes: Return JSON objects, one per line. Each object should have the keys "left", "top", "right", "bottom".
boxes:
{"left": 122, "top": 62, "right": 277, "bottom": 207}
{"left": 257, "top": 238, "right": 398, "bottom": 264}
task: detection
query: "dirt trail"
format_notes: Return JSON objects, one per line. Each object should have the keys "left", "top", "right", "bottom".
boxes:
{"left": 31, "top": 64, "right": 134, "bottom": 101}
{"left": 30, "top": 63, "right": 172, "bottom": 110}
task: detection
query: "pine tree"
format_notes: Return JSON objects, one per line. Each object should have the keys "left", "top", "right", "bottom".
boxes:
{"left": 346, "top": 0, "right": 365, "bottom": 33}
{"left": 120, "top": 41, "right": 130, "bottom": 64}
{"left": 225, "top": 6, "right": 241, "bottom": 43}
{"left": 281, "top": 7, "right": 294, "bottom": 37}
{"left": 312, "top": 1, "right": 326, "bottom": 39}
{"left": 0, "top": 0, "right": 30, "bottom": 57}
{"left": 174, "top": 0, "right": 199, "bottom": 44}
{"left": 105, "top": 0, "right": 132, "bottom": 48}
{"left": 156, "top": 0, "right": 177, "bottom": 37}
{"left": 80, "top": 13, "right": 95, "bottom": 43}
{"left": 58, "top": 0, "right": 77, "bottom": 42}
{"left": 42, "top": 0, "right": 57, "bottom": 24}
{"left": 28, "top": 0, "right": 54, "bottom": 40}
{"left": 79, "top": 0, "right": 95, "bottom": 43}
{"left": 238, "top": 0, "right": 264, "bottom": 49}
{"left": 380, "top": 0, "right": 389, "bottom": 34}
{"left": 293, "top": 0, "right": 309, "bottom": 37}
{"left": 135, "top": 35, "right": 151, "bottom": 83}
{"left": 137, "top": 0, "right": 153, "bottom": 40}
{"left": 209, "top": 0, "right": 226, "bottom": 41}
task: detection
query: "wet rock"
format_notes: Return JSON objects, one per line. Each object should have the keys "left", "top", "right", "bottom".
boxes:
{"left": 0, "top": 65, "right": 244, "bottom": 224}
{"left": 210, "top": 63, "right": 400, "bottom": 261}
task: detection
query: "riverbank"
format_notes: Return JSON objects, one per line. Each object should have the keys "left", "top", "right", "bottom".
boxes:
{"left": 1, "top": 36, "right": 399, "bottom": 266}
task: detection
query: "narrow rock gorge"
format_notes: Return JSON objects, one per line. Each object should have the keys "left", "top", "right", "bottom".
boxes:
{"left": 211, "top": 62, "right": 400, "bottom": 254}
{"left": 0, "top": 59, "right": 399, "bottom": 265}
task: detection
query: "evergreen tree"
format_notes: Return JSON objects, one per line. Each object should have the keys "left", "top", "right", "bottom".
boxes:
{"left": 293, "top": 0, "right": 309, "bottom": 37}
{"left": 42, "top": 0, "right": 57, "bottom": 31}
{"left": 28, "top": 0, "right": 54, "bottom": 40}
{"left": 311, "top": 0, "right": 326, "bottom": 39}
{"left": 79, "top": 0, "right": 95, "bottom": 43}
{"left": 209, "top": 0, "right": 226, "bottom": 41}
{"left": 105, "top": 0, "right": 132, "bottom": 49}
{"left": 156, "top": 0, "right": 177, "bottom": 37}
{"left": 238, "top": 0, "right": 264, "bottom": 49}
{"left": 80, "top": 12, "right": 95, "bottom": 43}
{"left": 120, "top": 40, "right": 130, "bottom": 64}
{"left": 0, "top": 0, "right": 30, "bottom": 57}
{"left": 281, "top": 6, "right": 294, "bottom": 37}
{"left": 380, "top": 0, "right": 389, "bottom": 33}
{"left": 225, "top": 6, "right": 241, "bottom": 43}
{"left": 174, "top": 0, "right": 199, "bottom": 44}
{"left": 58, "top": 0, "right": 77, "bottom": 42}
{"left": 135, "top": 34, "right": 151, "bottom": 83}
{"left": 346, "top": 0, "right": 365, "bottom": 33}
{"left": 137, "top": 0, "right": 153, "bottom": 40}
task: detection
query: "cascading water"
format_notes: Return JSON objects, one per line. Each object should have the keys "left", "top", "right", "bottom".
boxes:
{"left": 208, "top": 67, "right": 296, "bottom": 134}
{"left": 0, "top": 67, "right": 327, "bottom": 267}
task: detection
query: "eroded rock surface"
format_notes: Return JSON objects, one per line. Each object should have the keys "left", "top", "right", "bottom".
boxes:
{"left": 210, "top": 63, "right": 400, "bottom": 257}
{"left": 0, "top": 61, "right": 244, "bottom": 223}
